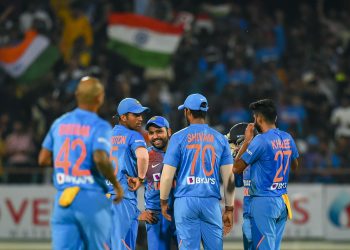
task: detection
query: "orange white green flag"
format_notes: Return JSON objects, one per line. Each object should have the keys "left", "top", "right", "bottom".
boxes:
{"left": 107, "top": 13, "right": 184, "bottom": 68}
{"left": 0, "top": 30, "right": 59, "bottom": 81}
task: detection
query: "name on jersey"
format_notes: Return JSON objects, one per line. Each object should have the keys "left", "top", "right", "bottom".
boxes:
{"left": 56, "top": 173, "right": 94, "bottom": 185}
{"left": 270, "top": 182, "right": 287, "bottom": 190}
{"left": 111, "top": 136, "right": 126, "bottom": 144}
{"left": 187, "top": 133, "right": 214, "bottom": 143}
{"left": 271, "top": 139, "right": 291, "bottom": 150}
{"left": 187, "top": 176, "right": 216, "bottom": 185}
{"left": 59, "top": 124, "right": 90, "bottom": 137}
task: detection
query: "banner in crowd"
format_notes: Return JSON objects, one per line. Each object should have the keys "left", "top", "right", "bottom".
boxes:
{"left": 0, "top": 185, "right": 350, "bottom": 240}
{"left": 107, "top": 13, "right": 183, "bottom": 68}
{"left": 0, "top": 30, "right": 59, "bottom": 81}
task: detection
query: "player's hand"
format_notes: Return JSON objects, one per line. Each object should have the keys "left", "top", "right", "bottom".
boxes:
{"left": 127, "top": 176, "right": 143, "bottom": 191}
{"left": 244, "top": 123, "right": 255, "bottom": 142}
{"left": 229, "top": 143, "right": 240, "bottom": 158}
{"left": 222, "top": 206, "right": 234, "bottom": 236}
{"left": 161, "top": 199, "right": 172, "bottom": 221}
{"left": 138, "top": 210, "right": 159, "bottom": 224}
{"left": 113, "top": 182, "right": 124, "bottom": 203}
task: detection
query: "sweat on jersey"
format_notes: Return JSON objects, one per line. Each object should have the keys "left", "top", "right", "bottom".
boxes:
{"left": 241, "top": 128, "right": 299, "bottom": 197}
{"left": 145, "top": 146, "right": 175, "bottom": 210}
{"left": 107, "top": 124, "right": 147, "bottom": 204}
{"left": 42, "top": 108, "right": 112, "bottom": 192}
{"left": 163, "top": 124, "right": 233, "bottom": 199}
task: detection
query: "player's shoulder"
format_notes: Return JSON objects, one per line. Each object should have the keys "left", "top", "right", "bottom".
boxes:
{"left": 171, "top": 127, "right": 189, "bottom": 138}
{"left": 94, "top": 118, "right": 112, "bottom": 130}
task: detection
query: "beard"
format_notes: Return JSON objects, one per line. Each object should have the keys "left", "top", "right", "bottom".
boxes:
{"left": 151, "top": 137, "right": 168, "bottom": 150}
{"left": 254, "top": 122, "right": 262, "bottom": 133}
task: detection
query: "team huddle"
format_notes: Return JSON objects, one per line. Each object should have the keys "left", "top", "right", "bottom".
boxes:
{"left": 38, "top": 76, "right": 299, "bottom": 250}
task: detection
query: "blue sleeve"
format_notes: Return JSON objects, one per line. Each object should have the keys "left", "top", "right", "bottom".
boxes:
{"left": 163, "top": 134, "right": 181, "bottom": 168}
{"left": 92, "top": 122, "right": 112, "bottom": 154}
{"left": 241, "top": 135, "right": 265, "bottom": 165}
{"left": 130, "top": 131, "right": 147, "bottom": 152}
{"left": 220, "top": 138, "right": 234, "bottom": 166}
{"left": 42, "top": 122, "right": 57, "bottom": 151}
{"left": 234, "top": 173, "right": 244, "bottom": 187}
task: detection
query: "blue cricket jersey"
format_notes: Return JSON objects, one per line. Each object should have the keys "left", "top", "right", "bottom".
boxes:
{"left": 42, "top": 108, "right": 112, "bottom": 192}
{"left": 163, "top": 124, "right": 233, "bottom": 199}
{"left": 145, "top": 146, "right": 174, "bottom": 210}
{"left": 107, "top": 125, "right": 147, "bottom": 204}
{"left": 234, "top": 167, "right": 251, "bottom": 217}
{"left": 241, "top": 128, "right": 299, "bottom": 197}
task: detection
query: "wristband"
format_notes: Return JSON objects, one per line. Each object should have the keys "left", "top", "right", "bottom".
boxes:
{"left": 225, "top": 206, "right": 234, "bottom": 211}
{"left": 138, "top": 177, "right": 145, "bottom": 183}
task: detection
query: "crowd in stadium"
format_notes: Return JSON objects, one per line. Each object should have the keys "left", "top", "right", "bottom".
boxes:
{"left": 0, "top": 0, "right": 350, "bottom": 183}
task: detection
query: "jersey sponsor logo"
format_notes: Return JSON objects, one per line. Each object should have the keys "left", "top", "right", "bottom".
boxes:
{"left": 187, "top": 176, "right": 216, "bottom": 185}
{"left": 153, "top": 173, "right": 161, "bottom": 182}
{"left": 56, "top": 173, "right": 94, "bottom": 185}
{"left": 246, "top": 149, "right": 253, "bottom": 155}
{"left": 151, "top": 163, "right": 160, "bottom": 169}
{"left": 243, "top": 179, "right": 251, "bottom": 187}
{"left": 270, "top": 182, "right": 287, "bottom": 190}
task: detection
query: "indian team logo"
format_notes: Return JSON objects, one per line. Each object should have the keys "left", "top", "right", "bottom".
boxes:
{"left": 187, "top": 176, "right": 195, "bottom": 185}
{"left": 134, "top": 30, "right": 149, "bottom": 46}
{"left": 329, "top": 191, "right": 350, "bottom": 228}
{"left": 153, "top": 173, "right": 161, "bottom": 182}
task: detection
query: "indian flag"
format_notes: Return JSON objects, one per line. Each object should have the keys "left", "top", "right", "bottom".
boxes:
{"left": 107, "top": 13, "right": 183, "bottom": 68}
{"left": 0, "top": 30, "right": 59, "bottom": 82}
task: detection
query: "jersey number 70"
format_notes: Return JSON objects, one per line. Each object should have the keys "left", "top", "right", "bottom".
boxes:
{"left": 186, "top": 144, "right": 216, "bottom": 177}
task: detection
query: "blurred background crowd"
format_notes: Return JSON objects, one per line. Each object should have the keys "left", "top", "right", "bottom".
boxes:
{"left": 0, "top": 0, "right": 350, "bottom": 184}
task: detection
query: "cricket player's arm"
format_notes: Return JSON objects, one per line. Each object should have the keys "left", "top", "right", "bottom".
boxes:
{"left": 135, "top": 146, "right": 149, "bottom": 179}
{"left": 38, "top": 148, "right": 52, "bottom": 167}
{"left": 160, "top": 164, "right": 176, "bottom": 221}
{"left": 232, "top": 137, "right": 250, "bottom": 174}
{"left": 220, "top": 164, "right": 235, "bottom": 207}
{"left": 291, "top": 158, "right": 299, "bottom": 171}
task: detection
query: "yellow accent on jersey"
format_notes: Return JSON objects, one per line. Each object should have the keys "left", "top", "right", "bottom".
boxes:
{"left": 282, "top": 193, "right": 293, "bottom": 220}
{"left": 59, "top": 186, "right": 80, "bottom": 207}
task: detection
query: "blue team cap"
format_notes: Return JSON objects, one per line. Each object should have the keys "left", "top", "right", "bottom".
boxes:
{"left": 145, "top": 116, "right": 170, "bottom": 130}
{"left": 178, "top": 93, "right": 209, "bottom": 111}
{"left": 116, "top": 98, "right": 149, "bottom": 116}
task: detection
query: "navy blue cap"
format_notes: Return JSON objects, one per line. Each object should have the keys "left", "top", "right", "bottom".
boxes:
{"left": 178, "top": 93, "right": 209, "bottom": 111}
{"left": 116, "top": 98, "right": 149, "bottom": 116}
{"left": 146, "top": 116, "right": 170, "bottom": 130}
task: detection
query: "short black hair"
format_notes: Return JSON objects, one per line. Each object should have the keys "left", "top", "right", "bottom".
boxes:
{"left": 249, "top": 99, "right": 277, "bottom": 123}
{"left": 188, "top": 109, "right": 207, "bottom": 119}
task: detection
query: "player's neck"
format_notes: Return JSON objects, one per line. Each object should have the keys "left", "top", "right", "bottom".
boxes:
{"left": 78, "top": 104, "right": 98, "bottom": 113}
{"left": 262, "top": 123, "right": 276, "bottom": 133}
{"left": 190, "top": 118, "right": 206, "bottom": 124}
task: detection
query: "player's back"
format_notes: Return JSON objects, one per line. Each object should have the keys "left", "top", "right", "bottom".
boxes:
{"left": 108, "top": 124, "right": 147, "bottom": 203}
{"left": 46, "top": 108, "right": 112, "bottom": 192}
{"left": 165, "top": 124, "right": 232, "bottom": 199}
{"left": 247, "top": 128, "right": 298, "bottom": 197}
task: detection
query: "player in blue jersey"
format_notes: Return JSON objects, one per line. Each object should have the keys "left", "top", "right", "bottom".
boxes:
{"left": 227, "top": 122, "right": 258, "bottom": 250}
{"left": 108, "top": 97, "right": 150, "bottom": 250}
{"left": 38, "top": 76, "right": 124, "bottom": 250}
{"left": 160, "top": 93, "right": 236, "bottom": 250}
{"left": 138, "top": 116, "right": 178, "bottom": 250}
{"left": 233, "top": 99, "right": 299, "bottom": 250}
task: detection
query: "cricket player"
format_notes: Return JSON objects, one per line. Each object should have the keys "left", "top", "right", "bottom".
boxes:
{"left": 233, "top": 99, "right": 299, "bottom": 250}
{"left": 227, "top": 122, "right": 258, "bottom": 250}
{"left": 139, "top": 116, "right": 177, "bottom": 250}
{"left": 38, "top": 76, "right": 124, "bottom": 250}
{"left": 108, "top": 97, "right": 149, "bottom": 250}
{"left": 160, "top": 93, "right": 235, "bottom": 250}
